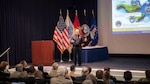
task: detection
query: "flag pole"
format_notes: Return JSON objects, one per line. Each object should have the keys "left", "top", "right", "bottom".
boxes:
{"left": 60, "top": 53, "right": 63, "bottom": 62}
{"left": 69, "top": 54, "right": 72, "bottom": 61}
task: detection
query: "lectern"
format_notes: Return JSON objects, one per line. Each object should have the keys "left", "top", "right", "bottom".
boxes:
{"left": 32, "top": 40, "right": 54, "bottom": 66}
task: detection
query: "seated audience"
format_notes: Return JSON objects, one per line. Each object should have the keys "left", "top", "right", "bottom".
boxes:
{"left": 82, "top": 80, "right": 93, "bottom": 84}
{"left": 84, "top": 74, "right": 97, "bottom": 84}
{"left": 50, "top": 66, "right": 73, "bottom": 84}
{"left": 96, "top": 70, "right": 104, "bottom": 84}
{"left": 20, "top": 60, "right": 29, "bottom": 73}
{"left": 38, "top": 64, "right": 49, "bottom": 79}
{"left": 74, "top": 66, "right": 90, "bottom": 83}
{"left": 10, "top": 63, "right": 27, "bottom": 78}
{"left": 27, "top": 65, "right": 36, "bottom": 77}
{"left": 103, "top": 71, "right": 115, "bottom": 84}
{"left": 104, "top": 67, "right": 117, "bottom": 83}
{"left": 0, "top": 61, "right": 10, "bottom": 78}
{"left": 138, "top": 70, "right": 150, "bottom": 84}
{"left": 49, "top": 62, "right": 59, "bottom": 77}
{"left": 34, "top": 70, "right": 46, "bottom": 84}
{"left": 70, "top": 65, "right": 77, "bottom": 77}
{"left": 87, "top": 66, "right": 92, "bottom": 74}
{"left": 123, "top": 70, "right": 133, "bottom": 84}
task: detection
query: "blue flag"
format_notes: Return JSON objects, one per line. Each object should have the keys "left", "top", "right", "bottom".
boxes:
{"left": 90, "top": 15, "right": 98, "bottom": 46}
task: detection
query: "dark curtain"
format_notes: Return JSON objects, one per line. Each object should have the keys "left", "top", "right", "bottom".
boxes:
{"left": 0, "top": 0, "right": 97, "bottom": 66}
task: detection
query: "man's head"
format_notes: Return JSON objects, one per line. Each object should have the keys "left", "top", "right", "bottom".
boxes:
{"left": 15, "top": 63, "right": 23, "bottom": 72}
{"left": 75, "top": 29, "right": 80, "bottom": 35}
{"left": 57, "top": 66, "right": 68, "bottom": 76}
{"left": 52, "top": 62, "right": 58, "bottom": 70}
{"left": 82, "top": 66, "right": 89, "bottom": 76}
{"left": 96, "top": 70, "right": 103, "bottom": 79}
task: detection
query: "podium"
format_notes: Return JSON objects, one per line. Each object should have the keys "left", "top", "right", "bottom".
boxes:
{"left": 32, "top": 40, "right": 54, "bottom": 66}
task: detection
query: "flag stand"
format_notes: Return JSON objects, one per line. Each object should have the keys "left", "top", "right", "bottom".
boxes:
{"left": 69, "top": 54, "right": 72, "bottom": 61}
{"left": 60, "top": 53, "right": 63, "bottom": 62}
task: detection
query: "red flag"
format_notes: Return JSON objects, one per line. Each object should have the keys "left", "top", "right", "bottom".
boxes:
{"left": 73, "top": 11, "right": 82, "bottom": 36}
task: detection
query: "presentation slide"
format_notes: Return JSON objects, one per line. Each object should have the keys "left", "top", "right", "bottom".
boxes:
{"left": 112, "top": 0, "right": 150, "bottom": 34}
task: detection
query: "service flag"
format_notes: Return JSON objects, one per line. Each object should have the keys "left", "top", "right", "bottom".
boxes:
{"left": 65, "top": 10, "right": 74, "bottom": 54}
{"left": 73, "top": 10, "right": 82, "bottom": 35}
{"left": 90, "top": 10, "right": 98, "bottom": 46}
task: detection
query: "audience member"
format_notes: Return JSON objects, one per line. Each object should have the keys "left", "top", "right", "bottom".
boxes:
{"left": 138, "top": 70, "right": 150, "bottom": 83}
{"left": 87, "top": 66, "right": 92, "bottom": 74}
{"left": 104, "top": 67, "right": 117, "bottom": 83}
{"left": 38, "top": 64, "right": 49, "bottom": 79}
{"left": 10, "top": 63, "right": 28, "bottom": 78}
{"left": 49, "top": 62, "right": 59, "bottom": 77}
{"left": 74, "top": 66, "right": 90, "bottom": 83}
{"left": 0, "top": 61, "right": 10, "bottom": 78}
{"left": 70, "top": 65, "right": 77, "bottom": 77}
{"left": 50, "top": 66, "right": 73, "bottom": 84}
{"left": 103, "top": 71, "right": 115, "bottom": 84}
{"left": 85, "top": 74, "right": 97, "bottom": 84}
{"left": 28, "top": 65, "right": 36, "bottom": 77}
{"left": 82, "top": 80, "right": 93, "bottom": 84}
{"left": 20, "top": 60, "right": 29, "bottom": 73}
{"left": 123, "top": 71, "right": 133, "bottom": 84}
{"left": 34, "top": 70, "right": 46, "bottom": 84}
{"left": 96, "top": 70, "right": 104, "bottom": 84}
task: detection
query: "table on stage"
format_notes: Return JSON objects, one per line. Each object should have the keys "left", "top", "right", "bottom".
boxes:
{"left": 81, "top": 46, "right": 109, "bottom": 63}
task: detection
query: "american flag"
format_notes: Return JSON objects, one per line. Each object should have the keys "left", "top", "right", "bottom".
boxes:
{"left": 53, "top": 14, "right": 69, "bottom": 54}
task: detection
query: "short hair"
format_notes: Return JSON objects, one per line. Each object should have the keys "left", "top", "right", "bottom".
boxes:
{"left": 38, "top": 64, "right": 43, "bottom": 72}
{"left": 29, "top": 65, "right": 36, "bottom": 74}
{"left": 34, "top": 70, "right": 43, "bottom": 78}
{"left": 103, "top": 71, "right": 110, "bottom": 80}
{"left": 70, "top": 65, "right": 75, "bottom": 71}
{"left": 124, "top": 71, "right": 132, "bottom": 81}
{"left": 15, "top": 63, "right": 23, "bottom": 71}
{"left": 104, "top": 67, "right": 110, "bottom": 72}
{"left": 96, "top": 70, "right": 103, "bottom": 79}
{"left": 82, "top": 80, "right": 93, "bottom": 84}
{"left": 57, "top": 66, "right": 67, "bottom": 76}
{"left": 86, "top": 66, "right": 92, "bottom": 74}
{"left": 82, "top": 67, "right": 89, "bottom": 76}
{"left": 52, "top": 62, "right": 58, "bottom": 70}
{"left": 1, "top": 61, "right": 9, "bottom": 67}
{"left": 145, "top": 70, "right": 150, "bottom": 79}
{"left": 86, "top": 74, "right": 97, "bottom": 84}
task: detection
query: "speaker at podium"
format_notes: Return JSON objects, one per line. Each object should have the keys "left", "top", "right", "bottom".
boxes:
{"left": 32, "top": 40, "right": 54, "bottom": 66}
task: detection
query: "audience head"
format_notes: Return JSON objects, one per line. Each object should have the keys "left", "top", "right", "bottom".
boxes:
{"left": 103, "top": 71, "right": 110, "bottom": 80}
{"left": 87, "top": 66, "right": 92, "bottom": 74}
{"left": 70, "top": 65, "right": 75, "bottom": 72}
{"left": 34, "top": 70, "right": 43, "bottom": 79}
{"left": 104, "top": 67, "right": 110, "bottom": 72}
{"left": 0, "top": 61, "right": 9, "bottom": 70}
{"left": 38, "top": 64, "right": 44, "bottom": 72}
{"left": 86, "top": 74, "right": 97, "bottom": 84}
{"left": 82, "top": 66, "right": 90, "bottom": 76}
{"left": 82, "top": 80, "right": 93, "bottom": 84}
{"left": 15, "top": 63, "right": 23, "bottom": 72}
{"left": 145, "top": 70, "right": 150, "bottom": 79}
{"left": 96, "top": 70, "right": 103, "bottom": 79}
{"left": 20, "top": 60, "right": 28, "bottom": 68}
{"left": 29, "top": 65, "right": 36, "bottom": 74}
{"left": 52, "top": 62, "right": 58, "bottom": 70}
{"left": 124, "top": 71, "right": 132, "bottom": 81}
{"left": 57, "top": 66, "right": 67, "bottom": 76}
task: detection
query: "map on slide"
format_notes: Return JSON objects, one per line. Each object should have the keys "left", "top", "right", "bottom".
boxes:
{"left": 112, "top": 0, "right": 150, "bottom": 34}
